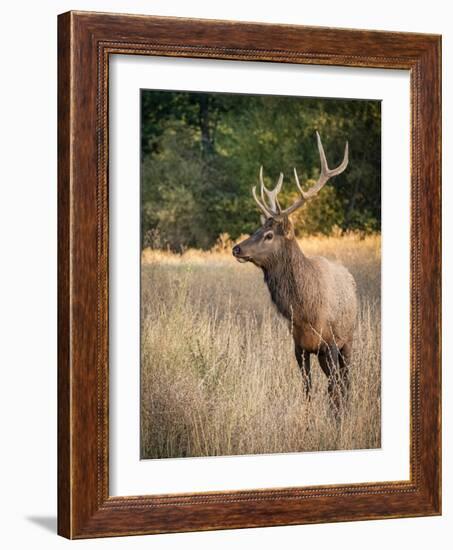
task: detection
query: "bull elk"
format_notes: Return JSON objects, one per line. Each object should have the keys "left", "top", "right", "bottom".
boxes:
{"left": 233, "top": 132, "right": 357, "bottom": 411}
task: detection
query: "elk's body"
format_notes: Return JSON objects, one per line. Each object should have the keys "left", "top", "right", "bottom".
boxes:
{"left": 264, "top": 236, "right": 357, "bottom": 353}
{"left": 233, "top": 133, "right": 357, "bottom": 409}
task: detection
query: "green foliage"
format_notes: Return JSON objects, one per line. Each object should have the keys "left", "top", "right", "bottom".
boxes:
{"left": 141, "top": 90, "right": 381, "bottom": 249}
{"left": 290, "top": 185, "right": 344, "bottom": 236}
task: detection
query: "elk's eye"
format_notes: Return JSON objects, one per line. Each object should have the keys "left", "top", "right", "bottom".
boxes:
{"left": 264, "top": 232, "right": 273, "bottom": 241}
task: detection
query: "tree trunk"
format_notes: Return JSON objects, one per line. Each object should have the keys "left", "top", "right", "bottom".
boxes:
{"left": 198, "top": 95, "right": 214, "bottom": 155}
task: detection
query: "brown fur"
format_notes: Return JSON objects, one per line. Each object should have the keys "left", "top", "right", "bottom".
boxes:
{"left": 263, "top": 236, "right": 357, "bottom": 353}
{"left": 234, "top": 216, "right": 358, "bottom": 408}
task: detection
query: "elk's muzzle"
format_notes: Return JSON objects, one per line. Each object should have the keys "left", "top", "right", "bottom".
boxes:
{"left": 232, "top": 244, "right": 250, "bottom": 263}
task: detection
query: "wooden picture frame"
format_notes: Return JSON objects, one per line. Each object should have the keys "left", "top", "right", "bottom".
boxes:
{"left": 58, "top": 10, "right": 441, "bottom": 539}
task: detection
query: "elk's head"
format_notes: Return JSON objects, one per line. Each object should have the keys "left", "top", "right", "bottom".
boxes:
{"left": 232, "top": 132, "right": 349, "bottom": 268}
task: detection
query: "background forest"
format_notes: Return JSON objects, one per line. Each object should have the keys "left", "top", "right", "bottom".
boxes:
{"left": 141, "top": 90, "right": 381, "bottom": 250}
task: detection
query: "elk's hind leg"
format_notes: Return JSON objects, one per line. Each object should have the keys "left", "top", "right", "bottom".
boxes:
{"left": 339, "top": 342, "right": 352, "bottom": 397}
{"left": 295, "top": 345, "right": 311, "bottom": 397}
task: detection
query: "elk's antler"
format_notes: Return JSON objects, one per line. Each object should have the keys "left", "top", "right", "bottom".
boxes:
{"left": 252, "top": 132, "right": 349, "bottom": 220}
{"left": 252, "top": 167, "right": 284, "bottom": 219}
{"left": 284, "top": 132, "right": 349, "bottom": 217}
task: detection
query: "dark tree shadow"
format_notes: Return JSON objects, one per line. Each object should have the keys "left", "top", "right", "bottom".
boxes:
{"left": 26, "top": 516, "right": 57, "bottom": 533}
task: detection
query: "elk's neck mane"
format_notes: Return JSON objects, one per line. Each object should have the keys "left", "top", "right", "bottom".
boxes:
{"left": 262, "top": 239, "right": 320, "bottom": 324}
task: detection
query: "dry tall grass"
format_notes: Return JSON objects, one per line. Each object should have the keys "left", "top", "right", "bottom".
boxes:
{"left": 140, "top": 234, "right": 381, "bottom": 459}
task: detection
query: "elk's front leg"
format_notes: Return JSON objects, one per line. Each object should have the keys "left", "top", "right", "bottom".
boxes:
{"left": 318, "top": 346, "right": 343, "bottom": 415}
{"left": 295, "top": 344, "right": 311, "bottom": 397}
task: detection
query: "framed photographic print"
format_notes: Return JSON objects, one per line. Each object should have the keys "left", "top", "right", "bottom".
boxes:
{"left": 58, "top": 11, "right": 441, "bottom": 539}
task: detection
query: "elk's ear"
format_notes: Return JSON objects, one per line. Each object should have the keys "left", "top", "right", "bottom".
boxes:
{"left": 260, "top": 214, "right": 267, "bottom": 226}
{"left": 281, "top": 216, "right": 295, "bottom": 239}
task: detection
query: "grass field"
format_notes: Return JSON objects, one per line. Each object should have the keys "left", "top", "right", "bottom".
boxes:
{"left": 140, "top": 234, "right": 381, "bottom": 459}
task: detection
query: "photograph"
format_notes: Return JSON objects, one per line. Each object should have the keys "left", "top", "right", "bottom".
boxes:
{"left": 139, "top": 89, "right": 382, "bottom": 459}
